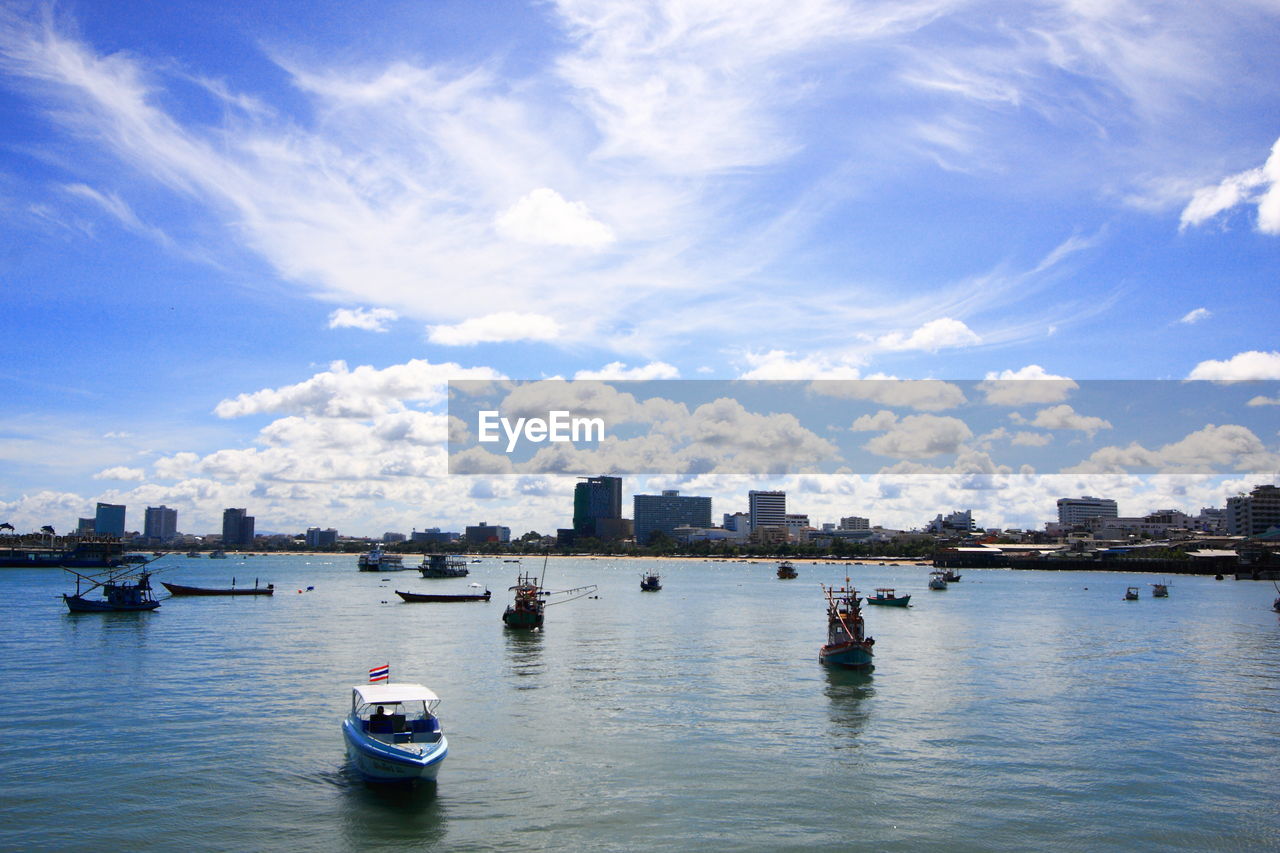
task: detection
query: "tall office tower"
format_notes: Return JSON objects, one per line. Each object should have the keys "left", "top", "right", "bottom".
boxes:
{"left": 95, "top": 502, "right": 126, "bottom": 538}
{"left": 1056, "top": 496, "right": 1118, "bottom": 527}
{"left": 144, "top": 505, "right": 178, "bottom": 543}
{"left": 633, "top": 490, "right": 713, "bottom": 544}
{"left": 222, "top": 507, "right": 256, "bottom": 548}
{"left": 748, "top": 490, "right": 786, "bottom": 531}
{"left": 574, "top": 476, "right": 623, "bottom": 536}
{"left": 1227, "top": 484, "right": 1280, "bottom": 536}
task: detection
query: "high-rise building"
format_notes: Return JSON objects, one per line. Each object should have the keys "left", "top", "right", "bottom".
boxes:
{"left": 222, "top": 508, "right": 256, "bottom": 548}
{"left": 840, "top": 516, "right": 870, "bottom": 530}
{"left": 144, "top": 506, "right": 178, "bottom": 543}
{"left": 1227, "top": 484, "right": 1280, "bottom": 536}
{"left": 574, "top": 476, "right": 623, "bottom": 537}
{"left": 634, "top": 490, "right": 712, "bottom": 545}
{"left": 748, "top": 490, "right": 786, "bottom": 531}
{"left": 465, "top": 522, "right": 511, "bottom": 544}
{"left": 95, "top": 502, "right": 126, "bottom": 538}
{"left": 306, "top": 527, "right": 338, "bottom": 548}
{"left": 77, "top": 517, "right": 96, "bottom": 535}
{"left": 1057, "top": 496, "right": 1118, "bottom": 528}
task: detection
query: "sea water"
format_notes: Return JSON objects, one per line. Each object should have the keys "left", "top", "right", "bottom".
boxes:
{"left": 1, "top": 556, "right": 1277, "bottom": 851}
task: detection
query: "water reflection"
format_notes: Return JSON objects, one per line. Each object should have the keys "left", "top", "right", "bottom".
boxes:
{"left": 504, "top": 628, "right": 545, "bottom": 686}
{"left": 338, "top": 763, "right": 448, "bottom": 848}
{"left": 824, "top": 666, "right": 875, "bottom": 747}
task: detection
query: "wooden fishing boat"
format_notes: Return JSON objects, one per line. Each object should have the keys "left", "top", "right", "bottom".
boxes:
{"left": 777, "top": 560, "right": 798, "bottom": 579}
{"left": 418, "top": 553, "right": 469, "bottom": 578}
{"left": 162, "top": 580, "right": 274, "bottom": 596}
{"left": 866, "top": 588, "right": 910, "bottom": 607}
{"left": 342, "top": 680, "right": 448, "bottom": 783}
{"left": 503, "top": 572, "right": 545, "bottom": 629}
{"left": 819, "top": 580, "right": 874, "bottom": 669}
{"left": 63, "top": 567, "right": 160, "bottom": 612}
{"left": 1124, "top": 586, "right": 1140, "bottom": 600}
{"left": 942, "top": 569, "right": 961, "bottom": 582}
{"left": 1151, "top": 583, "right": 1169, "bottom": 598}
{"left": 640, "top": 572, "right": 662, "bottom": 591}
{"left": 928, "top": 571, "right": 948, "bottom": 590}
{"left": 396, "top": 588, "right": 491, "bottom": 603}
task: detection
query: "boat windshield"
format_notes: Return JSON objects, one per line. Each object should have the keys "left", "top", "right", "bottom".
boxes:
{"left": 353, "top": 698, "right": 436, "bottom": 721}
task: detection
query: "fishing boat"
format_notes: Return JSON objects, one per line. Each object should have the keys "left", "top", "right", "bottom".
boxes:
{"left": 942, "top": 569, "right": 962, "bottom": 582}
{"left": 209, "top": 549, "right": 227, "bottom": 559}
{"left": 503, "top": 572, "right": 545, "bottom": 629}
{"left": 866, "top": 588, "right": 911, "bottom": 607}
{"left": 396, "top": 588, "right": 491, "bottom": 603}
{"left": 342, "top": 680, "right": 448, "bottom": 783}
{"left": 357, "top": 547, "right": 406, "bottom": 572}
{"left": 640, "top": 572, "right": 662, "bottom": 591}
{"left": 418, "top": 553, "right": 469, "bottom": 578}
{"left": 928, "top": 571, "right": 948, "bottom": 590}
{"left": 63, "top": 567, "right": 160, "bottom": 612}
{"left": 777, "top": 560, "right": 798, "bottom": 579}
{"left": 1124, "top": 586, "right": 1140, "bottom": 600}
{"left": 161, "top": 579, "right": 273, "bottom": 596}
{"left": 819, "top": 580, "right": 874, "bottom": 669}
{"left": 1151, "top": 583, "right": 1169, "bottom": 598}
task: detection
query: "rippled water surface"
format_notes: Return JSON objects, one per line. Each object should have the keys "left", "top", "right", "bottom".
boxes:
{"left": 2, "top": 556, "right": 1278, "bottom": 851}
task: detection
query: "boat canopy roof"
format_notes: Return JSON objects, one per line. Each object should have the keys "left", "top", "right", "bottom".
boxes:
{"left": 352, "top": 683, "right": 440, "bottom": 706}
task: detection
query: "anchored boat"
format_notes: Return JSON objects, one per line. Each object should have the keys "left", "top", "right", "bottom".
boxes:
{"left": 161, "top": 579, "right": 273, "bottom": 596}
{"left": 928, "top": 571, "right": 948, "bottom": 590}
{"left": 1151, "top": 583, "right": 1169, "bottom": 598}
{"left": 342, "top": 680, "right": 448, "bottom": 783}
{"left": 866, "top": 588, "right": 910, "bottom": 607}
{"left": 358, "top": 547, "right": 406, "bottom": 572}
{"left": 396, "top": 588, "right": 491, "bottom": 602}
{"left": 819, "top": 581, "right": 875, "bottom": 669}
{"left": 418, "top": 553, "right": 469, "bottom": 578}
{"left": 640, "top": 572, "right": 662, "bottom": 591}
{"left": 503, "top": 572, "right": 546, "bottom": 629}
{"left": 63, "top": 567, "right": 160, "bottom": 613}
{"left": 777, "top": 560, "right": 798, "bottom": 579}
{"left": 1124, "top": 586, "right": 1140, "bottom": 600}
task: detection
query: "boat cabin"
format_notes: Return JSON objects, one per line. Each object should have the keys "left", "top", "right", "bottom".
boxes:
{"left": 349, "top": 683, "right": 443, "bottom": 745}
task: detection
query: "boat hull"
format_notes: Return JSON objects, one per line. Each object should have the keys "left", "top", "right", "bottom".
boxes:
{"left": 819, "top": 641, "right": 874, "bottom": 669}
{"left": 342, "top": 719, "right": 447, "bottom": 783}
{"left": 162, "top": 582, "right": 273, "bottom": 596}
{"left": 63, "top": 594, "right": 160, "bottom": 613}
{"left": 396, "top": 590, "right": 490, "bottom": 602}
{"left": 502, "top": 607, "right": 543, "bottom": 629}
{"left": 866, "top": 596, "right": 910, "bottom": 607}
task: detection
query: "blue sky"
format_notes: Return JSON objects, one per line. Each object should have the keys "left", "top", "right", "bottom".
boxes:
{"left": 1, "top": 0, "right": 1278, "bottom": 537}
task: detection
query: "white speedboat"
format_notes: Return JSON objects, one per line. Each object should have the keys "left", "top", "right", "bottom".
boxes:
{"left": 342, "top": 683, "right": 448, "bottom": 782}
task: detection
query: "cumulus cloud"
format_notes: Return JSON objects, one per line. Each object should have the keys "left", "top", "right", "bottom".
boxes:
{"left": 214, "top": 359, "right": 503, "bottom": 418}
{"left": 1010, "top": 431, "right": 1052, "bottom": 447}
{"left": 427, "top": 313, "right": 563, "bottom": 346}
{"left": 1064, "top": 424, "right": 1278, "bottom": 474}
{"left": 978, "top": 365, "right": 1077, "bottom": 405}
{"left": 494, "top": 187, "right": 615, "bottom": 248}
{"left": 1247, "top": 395, "right": 1280, "bottom": 407}
{"left": 877, "top": 318, "right": 981, "bottom": 352}
{"left": 851, "top": 410, "right": 899, "bottom": 432}
{"left": 1180, "top": 136, "right": 1280, "bottom": 234}
{"left": 811, "top": 379, "right": 966, "bottom": 412}
{"left": 1187, "top": 351, "right": 1280, "bottom": 380}
{"left": 573, "top": 361, "right": 680, "bottom": 380}
{"left": 328, "top": 307, "right": 398, "bottom": 332}
{"left": 93, "top": 466, "right": 146, "bottom": 481}
{"left": 863, "top": 414, "right": 973, "bottom": 459}
{"left": 738, "top": 350, "right": 863, "bottom": 380}
{"left": 1011, "top": 404, "right": 1112, "bottom": 436}
{"left": 1178, "top": 307, "right": 1211, "bottom": 325}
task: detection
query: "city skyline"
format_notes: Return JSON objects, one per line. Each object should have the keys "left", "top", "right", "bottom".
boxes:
{"left": 2, "top": 2, "right": 1279, "bottom": 537}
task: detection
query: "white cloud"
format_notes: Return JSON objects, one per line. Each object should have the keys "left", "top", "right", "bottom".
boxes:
{"left": 93, "top": 466, "right": 146, "bottom": 481}
{"left": 738, "top": 350, "right": 863, "bottom": 380}
{"left": 1010, "top": 431, "right": 1052, "bottom": 447}
{"left": 214, "top": 359, "right": 503, "bottom": 419}
{"left": 811, "top": 379, "right": 966, "bottom": 412}
{"left": 1064, "top": 424, "right": 1278, "bottom": 474}
{"left": 1012, "top": 404, "right": 1112, "bottom": 437}
{"left": 1180, "top": 136, "right": 1280, "bottom": 234}
{"left": 1187, "top": 351, "right": 1280, "bottom": 381}
{"left": 494, "top": 187, "right": 615, "bottom": 248}
{"left": 850, "top": 410, "right": 899, "bottom": 432}
{"left": 1247, "top": 395, "right": 1280, "bottom": 407}
{"left": 863, "top": 414, "right": 973, "bottom": 459}
{"left": 877, "top": 318, "right": 981, "bottom": 352}
{"left": 427, "top": 313, "right": 563, "bottom": 346}
{"left": 328, "top": 307, "right": 398, "bottom": 332}
{"left": 1178, "top": 307, "right": 1210, "bottom": 325}
{"left": 573, "top": 361, "right": 680, "bottom": 380}
{"left": 979, "top": 365, "right": 1078, "bottom": 405}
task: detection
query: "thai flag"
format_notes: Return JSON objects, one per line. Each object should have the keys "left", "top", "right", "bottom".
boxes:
{"left": 368, "top": 664, "right": 389, "bottom": 683}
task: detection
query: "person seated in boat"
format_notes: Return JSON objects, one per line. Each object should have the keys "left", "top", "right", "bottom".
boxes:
{"left": 371, "top": 705, "right": 389, "bottom": 722}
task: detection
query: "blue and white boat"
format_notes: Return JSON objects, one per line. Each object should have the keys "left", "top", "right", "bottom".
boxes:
{"left": 819, "top": 581, "right": 875, "bottom": 669}
{"left": 342, "top": 682, "right": 448, "bottom": 782}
